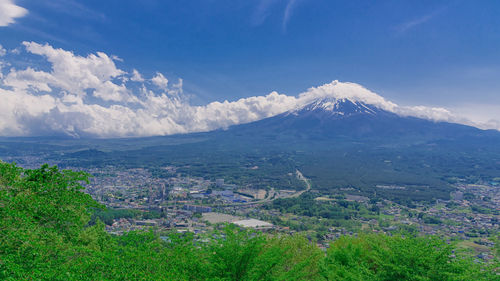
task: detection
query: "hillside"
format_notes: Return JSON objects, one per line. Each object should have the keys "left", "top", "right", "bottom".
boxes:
{"left": 0, "top": 162, "right": 497, "bottom": 280}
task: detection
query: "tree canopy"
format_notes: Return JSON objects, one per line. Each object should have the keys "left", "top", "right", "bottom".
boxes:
{"left": 0, "top": 162, "right": 497, "bottom": 280}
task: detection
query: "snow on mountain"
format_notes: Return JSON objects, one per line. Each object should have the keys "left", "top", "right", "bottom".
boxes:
{"left": 283, "top": 81, "right": 487, "bottom": 130}
{"left": 232, "top": 91, "right": 493, "bottom": 142}
{"left": 295, "top": 80, "right": 398, "bottom": 112}
{"left": 289, "top": 97, "right": 381, "bottom": 118}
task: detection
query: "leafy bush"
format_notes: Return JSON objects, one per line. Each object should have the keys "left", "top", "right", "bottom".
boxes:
{"left": 323, "top": 234, "right": 497, "bottom": 281}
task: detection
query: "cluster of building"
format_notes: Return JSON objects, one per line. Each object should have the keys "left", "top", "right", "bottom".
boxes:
{"left": 79, "top": 167, "right": 279, "bottom": 234}
{"left": 8, "top": 159, "right": 496, "bottom": 259}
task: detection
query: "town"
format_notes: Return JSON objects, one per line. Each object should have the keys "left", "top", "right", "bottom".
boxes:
{"left": 2, "top": 153, "right": 498, "bottom": 261}
{"left": 77, "top": 165, "right": 498, "bottom": 261}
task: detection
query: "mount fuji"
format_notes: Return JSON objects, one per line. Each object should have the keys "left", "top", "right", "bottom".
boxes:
{"left": 226, "top": 95, "right": 495, "bottom": 142}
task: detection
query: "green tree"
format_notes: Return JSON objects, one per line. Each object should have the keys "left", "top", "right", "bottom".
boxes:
{"left": 1, "top": 162, "right": 497, "bottom": 280}
{"left": 322, "top": 234, "right": 497, "bottom": 281}
{"left": 0, "top": 162, "right": 103, "bottom": 279}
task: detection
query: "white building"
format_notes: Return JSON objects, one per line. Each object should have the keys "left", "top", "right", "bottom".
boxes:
{"left": 232, "top": 219, "right": 273, "bottom": 230}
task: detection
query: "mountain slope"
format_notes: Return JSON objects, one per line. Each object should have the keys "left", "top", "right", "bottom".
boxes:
{"left": 228, "top": 97, "right": 495, "bottom": 142}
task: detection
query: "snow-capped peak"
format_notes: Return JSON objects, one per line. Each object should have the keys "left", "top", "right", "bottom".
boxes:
{"left": 290, "top": 96, "right": 381, "bottom": 118}
{"left": 296, "top": 80, "right": 398, "bottom": 112}
{"left": 287, "top": 80, "right": 461, "bottom": 125}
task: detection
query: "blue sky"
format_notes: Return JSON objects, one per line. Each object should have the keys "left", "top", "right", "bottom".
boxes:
{"left": 0, "top": 0, "right": 499, "bottom": 137}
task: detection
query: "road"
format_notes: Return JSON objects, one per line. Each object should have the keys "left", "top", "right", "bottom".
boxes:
{"left": 290, "top": 169, "right": 311, "bottom": 197}
{"left": 210, "top": 169, "right": 311, "bottom": 207}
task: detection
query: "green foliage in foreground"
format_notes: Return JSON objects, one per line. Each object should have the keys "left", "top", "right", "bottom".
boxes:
{"left": 0, "top": 162, "right": 497, "bottom": 280}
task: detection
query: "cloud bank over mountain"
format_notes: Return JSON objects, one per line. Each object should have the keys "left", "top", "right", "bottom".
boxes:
{"left": 0, "top": 42, "right": 497, "bottom": 137}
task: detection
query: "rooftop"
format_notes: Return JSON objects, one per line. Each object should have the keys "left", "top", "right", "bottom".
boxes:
{"left": 233, "top": 219, "right": 273, "bottom": 228}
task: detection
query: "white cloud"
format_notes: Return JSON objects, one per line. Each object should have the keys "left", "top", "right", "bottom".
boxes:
{"left": 251, "top": 0, "right": 280, "bottom": 26}
{"left": 0, "top": 42, "right": 299, "bottom": 137}
{"left": 10, "top": 47, "right": 20, "bottom": 54}
{"left": 252, "top": 0, "right": 301, "bottom": 30}
{"left": 0, "top": 0, "right": 27, "bottom": 27}
{"left": 111, "top": 55, "right": 123, "bottom": 62}
{"left": 395, "top": 105, "right": 455, "bottom": 122}
{"left": 130, "top": 69, "right": 144, "bottom": 82}
{"left": 4, "top": 41, "right": 135, "bottom": 102}
{"left": 481, "top": 119, "right": 500, "bottom": 131}
{"left": 0, "top": 42, "right": 498, "bottom": 138}
{"left": 446, "top": 104, "right": 500, "bottom": 131}
{"left": 0, "top": 44, "right": 5, "bottom": 79}
{"left": 395, "top": 7, "right": 446, "bottom": 33}
{"left": 283, "top": 0, "right": 299, "bottom": 31}
{"left": 151, "top": 72, "right": 168, "bottom": 90}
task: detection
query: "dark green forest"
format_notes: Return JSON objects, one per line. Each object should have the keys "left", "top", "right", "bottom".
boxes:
{"left": 0, "top": 162, "right": 497, "bottom": 280}
{"left": 2, "top": 129, "right": 499, "bottom": 205}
